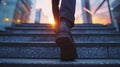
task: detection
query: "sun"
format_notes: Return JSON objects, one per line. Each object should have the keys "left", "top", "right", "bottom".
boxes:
{"left": 48, "top": 17, "right": 55, "bottom": 25}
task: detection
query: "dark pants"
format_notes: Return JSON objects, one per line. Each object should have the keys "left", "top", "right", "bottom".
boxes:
{"left": 52, "top": 0, "right": 76, "bottom": 27}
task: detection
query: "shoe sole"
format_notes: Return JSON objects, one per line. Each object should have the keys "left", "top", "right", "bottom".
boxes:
{"left": 55, "top": 33, "right": 77, "bottom": 61}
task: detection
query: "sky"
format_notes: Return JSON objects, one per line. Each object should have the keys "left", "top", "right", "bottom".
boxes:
{"left": 33, "top": 0, "right": 112, "bottom": 25}
{"left": 35, "top": 0, "right": 84, "bottom": 24}
{"left": 36, "top": 0, "right": 53, "bottom": 16}
{"left": 36, "top": 0, "right": 82, "bottom": 17}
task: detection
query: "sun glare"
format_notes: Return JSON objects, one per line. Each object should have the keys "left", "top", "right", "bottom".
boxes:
{"left": 48, "top": 17, "right": 55, "bottom": 25}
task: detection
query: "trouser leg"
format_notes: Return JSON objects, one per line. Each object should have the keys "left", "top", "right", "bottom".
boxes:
{"left": 52, "top": 0, "right": 77, "bottom": 61}
{"left": 60, "top": 0, "right": 76, "bottom": 27}
{"left": 52, "top": 0, "right": 60, "bottom": 27}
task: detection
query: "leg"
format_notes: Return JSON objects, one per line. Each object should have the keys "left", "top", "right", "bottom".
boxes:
{"left": 56, "top": 0, "right": 77, "bottom": 61}
{"left": 52, "top": 0, "right": 60, "bottom": 32}
{"left": 60, "top": 0, "right": 76, "bottom": 27}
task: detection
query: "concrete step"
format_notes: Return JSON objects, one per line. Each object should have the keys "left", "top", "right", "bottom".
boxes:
{"left": 15, "top": 24, "right": 111, "bottom": 27}
{"left": 15, "top": 23, "right": 52, "bottom": 26}
{"left": 6, "top": 28, "right": 116, "bottom": 33}
{"left": 0, "top": 41, "right": 120, "bottom": 47}
{"left": 6, "top": 27, "right": 115, "bottom": 30}
{"left": 6, "top": 30, "right": 118, "bottom": 34}
{"left": 0, "top": 33, "right": 120, "bottom": 42}
{"left": 0, "top": 58, "right": 120, "bottom": 67}
{"left": 0, "top": 42, "right": 120, "bottom": 58}
{"left": 0, "top": 31, "right": 5, "bottom": 32}
{"left": 12, "top": 25, "right": 113, "bottom": 29}
{"left": 6, "top": 27, "right": 116, "bottom": 33}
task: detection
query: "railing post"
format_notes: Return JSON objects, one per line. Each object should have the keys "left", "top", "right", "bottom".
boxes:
{"left": 106, "top": 0, "right": 119, "bottom": 31}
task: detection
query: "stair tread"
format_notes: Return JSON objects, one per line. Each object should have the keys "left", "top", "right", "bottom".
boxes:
{"left": 0, "top": 58, "right": 120, "bottom": 64}
{"left": 1, "top": 24, "right": 120, "bottom": 65}
{"left": 15, "top": 24, "right": 110, "bottom": 27}
{"left": 0, "top": 41, "right": 120, "bottom": 44}
{"left": 6, "top": 32, "right": 118, "bottom": 34}
{"left": 6, "top": 26, "right": 114, "bottom": 28}
{"left": 0, "top": 41, "right": 120, "bottom": 47}
{"left": 6, "top": 27, "right": 115, "bottom": 30}
{"left": 0, "top": 32, "right": 120, "bottom": 36}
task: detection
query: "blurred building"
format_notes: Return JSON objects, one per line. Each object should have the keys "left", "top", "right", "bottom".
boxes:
{"left": 40, "top": 10, "right": 48, "bottom": 24}
{"left": 0, "top": 0, "right": 33, "bottom": 31}
{"left": 35, "top": 9, "right": 41, "bottom": 23}
{"left": 0, "top": 0, "right": 18, "bottom": 30}
{"left": 35, "top": 9, "right": 48, "bottom": 24}
{"left": 0, "top": 0, "right": 1, "bottom": 3}
{"left": 111, "top": 0, "right": 120, "bottom": 29}
{"left": 13, "top": 0, "right": 32, "bottom": 24}
{"left": 81, "top": 0, "right": 92, "bottom": 24}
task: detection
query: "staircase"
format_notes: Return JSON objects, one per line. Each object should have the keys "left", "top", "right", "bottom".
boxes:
{"left": 0, "top": 23, "right": 120, "bottom": 67}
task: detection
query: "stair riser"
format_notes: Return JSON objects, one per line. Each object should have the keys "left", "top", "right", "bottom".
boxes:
{"left": 6, "top": 28, "right": 115, "bottom": 30}
{"left": 0, "top": 64, "right": 119, "bottom": 67}
{"left": 8, "top": 27, "right": 114, "bottom": 29}
{"left": 8, "top": 31, "right": 116, "bottom": 34}
{"left": 6, "top": 29, "right": 115, "bottom": 33}
{"left": 15, "top": 24, "right": 107, "bottom": 27}
{"left": 0, "top": 36, "right": 120, "bottom": 42}
{"left": 0, "top": 47, "right": 119, "bottom": 59}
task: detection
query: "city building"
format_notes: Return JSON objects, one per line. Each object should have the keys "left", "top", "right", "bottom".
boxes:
{"left": 81, "top": 0, "right": 92, "bottom": 24}
{"left": 35, "top": 9, "right": 41, "bottom": 23}
{"left": 13, "top": 0, "right": 32, "bottom": 24}
{"left": 0, "top": 0, "right": 1, "bottom": 3}
{"left": 35, "top": 9, "right": 48, "bottom": 24}
{"left": 0, "top": 0, "right": 18, "bottom": 31}
{"left": 0, "top": 0, "right": 33, "bottom": 31}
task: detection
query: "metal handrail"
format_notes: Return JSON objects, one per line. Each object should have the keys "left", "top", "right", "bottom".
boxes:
{"left": 94, "top": 0, "right": 106, "bottom": 14}
{"left": 93, "top": 0, "right": 118, "bottom": 31}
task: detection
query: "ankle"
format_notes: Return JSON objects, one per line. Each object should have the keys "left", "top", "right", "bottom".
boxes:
{"left": 61, "top": 18, "right": 71, "bottom": 29}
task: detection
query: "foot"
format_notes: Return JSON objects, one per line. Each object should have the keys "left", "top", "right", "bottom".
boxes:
{"left": 55, "top": 20, "right": 77, "bottom": 61}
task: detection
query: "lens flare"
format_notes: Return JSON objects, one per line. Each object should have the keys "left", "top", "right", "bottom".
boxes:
{"left": 48, "top": 17, "right": 55, "bottom": 25}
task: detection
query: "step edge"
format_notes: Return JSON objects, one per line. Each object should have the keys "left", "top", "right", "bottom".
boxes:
{"left": 0, "top": 41, "right": 120, "bottom": 47}
{"left": 0, "top": 58, "right": 120, "bottom": 65}
{"left": 0, "top": 33, "right": 120, "bottom": 36}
